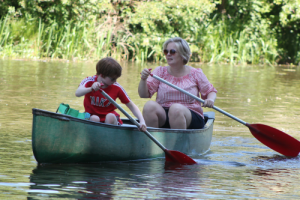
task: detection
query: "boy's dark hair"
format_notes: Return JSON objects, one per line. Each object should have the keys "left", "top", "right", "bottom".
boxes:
{"left": 96, "top": 57, "right": 122, "bottom": 78}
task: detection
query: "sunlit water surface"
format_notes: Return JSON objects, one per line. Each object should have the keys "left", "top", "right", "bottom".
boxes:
{"left": 0, "top": 59, "right": 300, "bottom": 199}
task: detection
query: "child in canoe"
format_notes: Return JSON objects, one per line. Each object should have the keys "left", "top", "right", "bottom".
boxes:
{"left": 75, "top": 57, "right": 147, "bottom": 132}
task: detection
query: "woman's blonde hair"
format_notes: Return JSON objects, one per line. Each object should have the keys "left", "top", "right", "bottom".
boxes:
{"left": 163, "top": 37, "right": 191, "bottom": 64}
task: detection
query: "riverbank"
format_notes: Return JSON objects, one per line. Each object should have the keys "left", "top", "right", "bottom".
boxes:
{"left": 1, "top": 1, "right": 299, "bottom": 65}
{"left": 0, "top": 16, "right": 279, "bottom": 65}
{"left": 3, "top": 57, "right": 299, "bottom": 68}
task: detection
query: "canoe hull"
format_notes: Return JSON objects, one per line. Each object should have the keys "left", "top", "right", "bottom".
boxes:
{"left": 32, "top": 108, "right": 215, "bottom": 164}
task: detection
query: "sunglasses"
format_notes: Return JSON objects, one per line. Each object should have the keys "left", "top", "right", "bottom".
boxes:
{"left": 163, "top": 49, "right": 176, "bottom": 55}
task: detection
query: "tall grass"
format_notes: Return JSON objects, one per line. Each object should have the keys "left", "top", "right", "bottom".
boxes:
{"left": 198, "top": 24, "right": 278, "bottom": 65}
{"left": 0, "top": 16, "right": 278, "bottom": 65}
{"left": 0, "top": 16, "right": 123, "bottom": 61}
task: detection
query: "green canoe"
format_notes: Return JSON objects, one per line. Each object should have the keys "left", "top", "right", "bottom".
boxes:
{"left": 32, "top": 108, "right": 215, "bottom": 164}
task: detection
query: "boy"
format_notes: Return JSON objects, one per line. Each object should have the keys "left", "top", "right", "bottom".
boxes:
{"left": 75, "top": 57, "right": 147, "bottom": 132}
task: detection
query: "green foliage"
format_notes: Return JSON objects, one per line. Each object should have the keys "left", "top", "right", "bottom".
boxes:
{"left": 128, "top": 0, "right": 215, "bottom": 62}
{"left": 18, "top": 0, "right": 112, "bottom": 25}
{"left": 0, "top": 0, "right": 20, "bottom": 19}
{"left": 0, "top": 0, "right": 299, "bottom": 64}
{"left": 279, "top": 0, "right": 300, "bottom": 26}
{"left": 275, "top": 0, "right": 300, "bottom": 63}
{"left": 0, "top": 15, "right": 126, "bottom": 60}
{"left": 214, "top": 0, "right": 300, "bottom": 64}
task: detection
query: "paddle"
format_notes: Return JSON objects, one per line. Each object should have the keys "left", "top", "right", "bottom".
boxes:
{"left": 150, "top": 73, "right": 300, "bottom": 157}
{"left": 99, "top": 88, "right": 197, "bottom": 164}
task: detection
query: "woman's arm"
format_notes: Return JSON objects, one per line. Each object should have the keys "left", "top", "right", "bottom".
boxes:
{"left": 195, "top": 68, "right": 217, "bottom": 108}
{"left": 125, "top": 101, "right": 147, "bottom": 132}
{"left": 138, "top": 79, "right": 150, "bottom": 98}
{"left": 138, "top": 68, "right": 151, "bottom": 98}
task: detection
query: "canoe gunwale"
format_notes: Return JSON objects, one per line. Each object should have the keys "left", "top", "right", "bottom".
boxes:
{"left": 32, "top": 108, "right": 215, "bottom": 134}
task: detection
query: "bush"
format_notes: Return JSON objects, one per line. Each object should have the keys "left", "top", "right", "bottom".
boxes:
{"left": 0, "top": 0, "right": 299, "bottom": 64}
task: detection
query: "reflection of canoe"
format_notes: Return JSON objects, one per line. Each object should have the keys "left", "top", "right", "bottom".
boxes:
{"left": 28, "top": 160, "right": 205, "bottom": 199}
{"left": 32, "top": 108, "right": 215, "bottom": 164}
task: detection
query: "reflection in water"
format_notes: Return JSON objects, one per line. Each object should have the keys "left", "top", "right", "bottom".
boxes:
{"left": 251, "top": 155, "right": 300, "bottom": 168}
{"left": 248, "top": 167, "right": 299, "bottom": 197}
{"left": 1, "top": 60, "right": 300, "bottom": 199}
{"left": 29, "top": 163, "right": 123, "bottom": 199}
{"left": 245, "top": 156, "right": 300, "bottom": 198}
{"left": 28, "top": 160, "right": 206, "bottom": 199}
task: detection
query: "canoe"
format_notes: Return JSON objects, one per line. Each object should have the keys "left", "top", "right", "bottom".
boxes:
{"left": 32, "top": 108, "right": 215, "bottom": 164}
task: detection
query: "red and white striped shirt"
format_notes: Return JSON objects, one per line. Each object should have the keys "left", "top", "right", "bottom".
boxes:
{"left": 147, "top": 66, "right": 217, "bottom": 118}
{"left": 80, "top": 75, "right": 131, "bottom": 124}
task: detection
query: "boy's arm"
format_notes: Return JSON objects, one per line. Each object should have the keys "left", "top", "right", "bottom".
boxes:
{"left": 125, "top": 101, "right": 147, "bottom": 132}
{"left": 75, "top": 82, "right": 102, "bottom": 97}
{"left": 75, "top": 85, "right": 93, "bottom": 97}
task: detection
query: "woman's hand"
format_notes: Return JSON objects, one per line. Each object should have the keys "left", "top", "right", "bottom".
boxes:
{"left": 202, "top": 99, "right": 215, "bottom": 108}
{"left": 140, "top": 68, "right": 152, "bottom": 80}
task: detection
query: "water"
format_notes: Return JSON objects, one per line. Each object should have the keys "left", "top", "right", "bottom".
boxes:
{"left": 0, "top": 59, "right": 300, "bottom": 199}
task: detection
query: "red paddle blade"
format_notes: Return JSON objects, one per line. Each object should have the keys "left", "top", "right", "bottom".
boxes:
{"left": 247, "top": 123, "right": 300, "bottom": 157}
{"left": 164, "top": 150, "right": 197, "bottom": 165}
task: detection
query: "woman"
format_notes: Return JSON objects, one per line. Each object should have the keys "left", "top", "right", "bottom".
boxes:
{"left": 138, "top": 37, "right": 217, "bottom": 129}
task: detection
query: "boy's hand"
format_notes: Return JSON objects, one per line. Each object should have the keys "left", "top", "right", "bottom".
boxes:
{"left": 91, "top": 82, "right": 104, "bottom": 91}
{"left": 139, "top": 122, "right": 147, "bottom": 132}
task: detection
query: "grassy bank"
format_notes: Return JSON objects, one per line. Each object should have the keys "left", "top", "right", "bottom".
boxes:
{"left": 0, "top": 17, "right": 123, "bottom": 61}
{"left": 0, "top": 16, "right": 280, "bottom": 65}
{"left": 2, "top": 0, "right": 300, "bottom": 65}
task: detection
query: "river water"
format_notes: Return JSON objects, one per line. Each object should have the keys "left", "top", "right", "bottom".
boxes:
{"left": 0, "top": 59, "right": 300, "bottom": 199}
